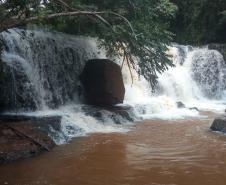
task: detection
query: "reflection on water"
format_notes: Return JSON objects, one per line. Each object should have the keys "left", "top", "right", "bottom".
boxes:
{"left": 1, "top": 115, "right": 226, "bottom": 185}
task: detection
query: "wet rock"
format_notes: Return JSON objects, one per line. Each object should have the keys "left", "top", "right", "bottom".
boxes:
{"left": 82, "top": 105, "right": 136, "bottom": 123}
{"left": 176, "top": 101, "right": 199, "bottom": 111}
{"left": 176, "top": 101, "right": 186, "bottom": 108}
{"left": 0, "top": 114, "right": 62, "bottom": 132}
{"left": 104, "top": 105, "right": 135, "bottom": 122}
{"left": 0, "top": 58, "right": 38, "bottom": 112}
{"left": 0, "top": 121, "right": 55, "bottom": 164}
{"left": 210, "top": 117, "right": 226, "bottom": 133}
{"left": 189, "top": 107, "right": 199, "bottom": 111}
{"left": 80, "top": 59, "right": 125, "bottom": 106}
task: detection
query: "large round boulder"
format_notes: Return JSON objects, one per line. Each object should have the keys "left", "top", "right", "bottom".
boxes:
{"left": 80, "top": 59, "right": 125, "bottom": 106}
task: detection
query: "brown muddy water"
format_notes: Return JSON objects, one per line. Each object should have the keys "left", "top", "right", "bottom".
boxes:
{"left": 1, "top": 113, "right": 226, "bottom": 185}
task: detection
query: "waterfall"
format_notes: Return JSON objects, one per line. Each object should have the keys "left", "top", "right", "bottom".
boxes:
{"left": 120, "top": 44, "right": 226, "bottom": 119}
{"left": 160, "top": 45, "right": 226, "bottom": 104}
{"left": 0, "top": 29, "right": 132, "bottom": 144}
{"left": 1, "top": 29, "right": 226, "bottom": 144}
{"left": 1, "top": 28, "right": 105, "bottom": 110}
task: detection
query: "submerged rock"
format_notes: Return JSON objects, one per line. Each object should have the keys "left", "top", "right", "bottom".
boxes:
{"left": 80, "top": 59, "right": 125, "bottom": 106}
{"left": 0, "top": 121, "right": 55, "bottom": 164}
{"left": 210, "top": 117, "right": 226, "bottom": 133}
{"left": 176, "top": 101, "right": 186, "bottom": 108}
{"left": 82, "top": 105, "right": 136, "bottom": 124}
{"left": 176, "top": 102, "right": 199, "bottom": 111}
{"left": 189, "top": 107, "right": 199, "bottom": 111}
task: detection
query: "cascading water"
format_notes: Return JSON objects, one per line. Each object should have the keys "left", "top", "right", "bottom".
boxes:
{"left": 157, "top": 45, "right": 226, "bottom": 111}
{"left": 1, "top": 28, "right": 103, "bottom": 110}
{"left": 1, "top": 29, "right": 226, "bottom": 144}
{"left": 0, "top": 29, "right": 132, "bottom": 144}
{"left": 120, "top": 44, "right": 226, "bottom": 119}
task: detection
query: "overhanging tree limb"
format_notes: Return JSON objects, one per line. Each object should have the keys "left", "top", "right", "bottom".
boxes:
{"left": 0, "top": 9, "right": 136, "bottom": 82}
{"left": 0, "top": 10, "right": 136, "bottom": 35}
{"left": 0, "top": 0, "right": 176, "bottom": 87}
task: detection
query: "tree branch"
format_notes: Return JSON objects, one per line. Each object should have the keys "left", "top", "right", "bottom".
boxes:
{"left": 0, "top": 8, "right": 136, "bottom": 83}
{"left": 0, "top": 11, "right": 106, "bottom": 32}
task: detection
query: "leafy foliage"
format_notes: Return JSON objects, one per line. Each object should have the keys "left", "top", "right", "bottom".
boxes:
{"left": 171, "top": 0, "right": 226, "bottom": 44}
{"left": 0, "top": 0, "right": 177, "bottom": 87}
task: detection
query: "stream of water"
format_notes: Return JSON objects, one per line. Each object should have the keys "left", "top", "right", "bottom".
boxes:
{"left": 1, "top": 113, "right": 226, "bottom": 185}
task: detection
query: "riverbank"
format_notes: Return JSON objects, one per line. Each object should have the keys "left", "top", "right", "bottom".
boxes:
{"left": 1, "top": 112, "right": 226, "bottom": 185}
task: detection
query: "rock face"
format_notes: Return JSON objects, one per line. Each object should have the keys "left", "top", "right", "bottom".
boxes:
{"left": 0, "top": 121, "right": 55, "bottom": 164}
{"left": 80, "top": 59, "right": 125, "bottom": 106}
{"left": 210, "top": 117, "right": 226, "bottom": 133}
{"left": 1, "top": 29, "right": 105, "bottom": 112}
{"left": 0, "top": 57, "right": 38, "bottom": 112}
{"left": 0, "top": 115, "right": 62, "bottom": 132}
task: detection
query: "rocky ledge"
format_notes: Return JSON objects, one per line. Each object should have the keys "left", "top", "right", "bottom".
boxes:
{"left": 0, "top": 115, "right": 62, "bottom": 164}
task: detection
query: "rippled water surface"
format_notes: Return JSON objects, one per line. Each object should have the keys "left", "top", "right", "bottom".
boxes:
{"left": 1, "top": 114, "right": 226, "bottom": 185}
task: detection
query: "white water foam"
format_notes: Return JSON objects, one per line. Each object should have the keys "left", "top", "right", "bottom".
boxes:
{"left": 5, "top": 105, "right": 130, "bottom": 144}
{"left": 122, "top": 45, "right": 226, "bottom": 119}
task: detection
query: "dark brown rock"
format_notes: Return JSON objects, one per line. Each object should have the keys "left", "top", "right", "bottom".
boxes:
{"left": 210, "top": 117, "right": 226, "bottom": 133}
{"left": 80, "top": 59, "right": 125, "bottom": 106}
{"left": 0, "top": 114, "right": 62, "bottom": 131}
{"left": 0, "top": 121, "right": 55, "bottom": 164}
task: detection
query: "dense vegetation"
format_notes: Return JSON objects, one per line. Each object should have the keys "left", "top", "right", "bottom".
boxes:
{"left": 0, "top": 0, "right": 177, "bottom": 87}
{"left": 171, "top": 0, "right": 226, "bottom": 44}
{"left": 1, "top": 0, "right": 225, "bottom": 86}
